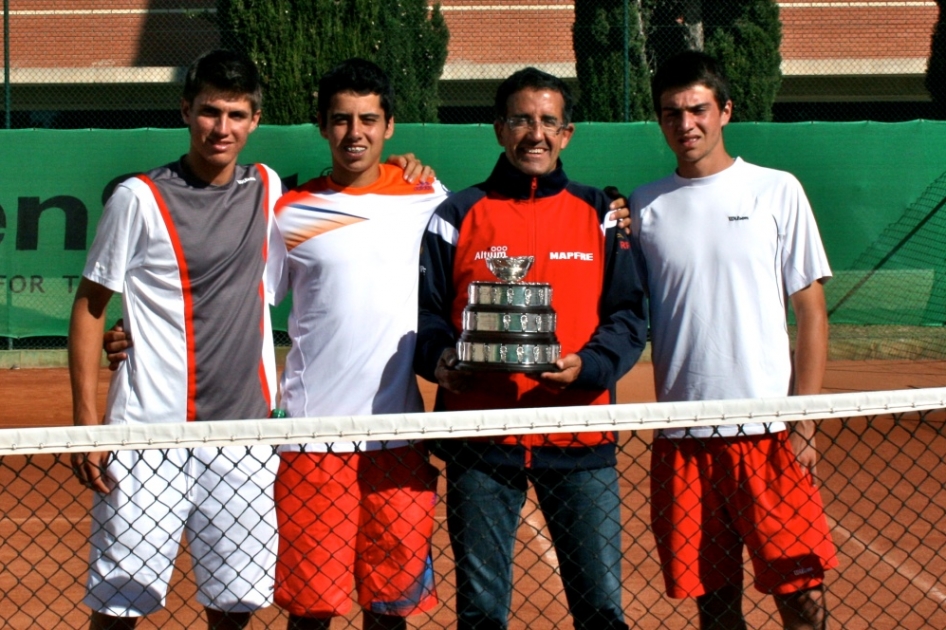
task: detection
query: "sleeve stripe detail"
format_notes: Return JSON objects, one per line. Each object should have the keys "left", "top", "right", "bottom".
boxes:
{"left": 428, "top": 213, "right": 459, "bottom": 246}
{"left": 254, "top": 164, "right": 274, "bottom": 409}
{"left": 136, "top": 174, "right": 199, "bottom": 422}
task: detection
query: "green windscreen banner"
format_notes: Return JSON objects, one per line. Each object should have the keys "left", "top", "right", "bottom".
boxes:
{"left": 2, "top": 121, "right": 946, "bottom": 337}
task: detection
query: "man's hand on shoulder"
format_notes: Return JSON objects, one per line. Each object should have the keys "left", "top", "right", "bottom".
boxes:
{"left": 386, "top": 153, "right": 436, "bottom": 184}
{"left": 103, "top": 318, "right": 132, "bottom": 371}
{"left": 604, "top": 186, "right": 631, "bottom": 232}
{"left": 539, "top": 353, "right": 582, "bottom": 389}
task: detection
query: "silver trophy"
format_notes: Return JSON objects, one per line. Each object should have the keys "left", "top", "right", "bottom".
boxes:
{"left": 456, "top": 256, "right": 561, "bottom": 372}
{"left": 486, "top": 255, "right": 534, "bottom": 283}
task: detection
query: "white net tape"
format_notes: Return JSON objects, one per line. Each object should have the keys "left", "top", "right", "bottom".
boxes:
{"left": 2, "top": 387, "right": 946, "bottom": 628}
{"left": 3, "top": 387, "right": 944, "bottom": 455}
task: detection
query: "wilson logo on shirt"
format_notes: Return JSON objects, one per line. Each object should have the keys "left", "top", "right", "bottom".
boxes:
{"left": 728, "top": 216, "right": 749, "bottom": 221}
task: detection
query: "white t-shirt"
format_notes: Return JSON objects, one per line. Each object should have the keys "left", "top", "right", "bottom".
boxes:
{"left": 272, "top": 165, "right": 449, "bottom": 452}
{"left": 630, "top": 158, "right": 832, "bottom": 438}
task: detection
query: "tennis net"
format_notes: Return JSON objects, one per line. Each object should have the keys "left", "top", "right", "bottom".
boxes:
{"left": 1, "top": 388, "right": 945, "bottom": 629}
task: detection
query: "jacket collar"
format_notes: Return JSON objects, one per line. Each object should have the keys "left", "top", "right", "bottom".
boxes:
{"left": 484, "top": 153, "right": 569, "bottom": 200}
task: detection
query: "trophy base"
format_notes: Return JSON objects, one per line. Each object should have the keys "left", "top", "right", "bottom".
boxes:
{"left": 456, "top": 335, "right": 561, "bottom": 372}
{"left": 455, "top": 361, "right": 560, "bottom": 374}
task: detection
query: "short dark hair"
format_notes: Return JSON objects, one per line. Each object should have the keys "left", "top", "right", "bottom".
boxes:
{"left": 183, "top": 49, "right": 262, "bottom": 112}
{"left": 317, "top": 58, "right": 394, "bottom": 127}
{"left": 494, "top": 67, "right": 574, "bottom": 124}
{"left": 651, "top": 51, "right": 731, "bottom": 117}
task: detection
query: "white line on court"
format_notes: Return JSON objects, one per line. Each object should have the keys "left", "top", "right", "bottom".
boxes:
{"left": 829, "top": 516, "right": 946, "bottom": 605}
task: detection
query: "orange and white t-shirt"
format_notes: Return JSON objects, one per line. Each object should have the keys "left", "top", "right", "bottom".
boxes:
{"left": 273, "top": 165, "right": 449, "bottom": 452}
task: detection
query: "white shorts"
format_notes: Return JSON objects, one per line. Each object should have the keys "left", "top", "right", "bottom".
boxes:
{"left": 84, "top": 445, "right": 279, "bottom": 617}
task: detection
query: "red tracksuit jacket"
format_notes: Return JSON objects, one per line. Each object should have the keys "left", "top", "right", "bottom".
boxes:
{"left": 415, "top": 154, "right": 647, "bottom": 470}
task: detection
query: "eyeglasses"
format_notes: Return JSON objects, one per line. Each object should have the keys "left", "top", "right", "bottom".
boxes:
{"left": 503, "top": 115, "right": 568, "bottom": 135}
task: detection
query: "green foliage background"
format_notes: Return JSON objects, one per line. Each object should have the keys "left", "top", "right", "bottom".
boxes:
{"left": 703, "top": 1, "right": 782, "bottom": 122}
{"left": 216, "top": 0, "right": 448, "bottom": 124}
{"left": 573, "top": 0, "right": 652, "bottom": 121}
{"left": 572, "top": 0, "right": 782, "bottom": 122}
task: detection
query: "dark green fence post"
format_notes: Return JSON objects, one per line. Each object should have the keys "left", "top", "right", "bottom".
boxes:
{"left": 4, "top": 0, "right": 10, "bottom": 129}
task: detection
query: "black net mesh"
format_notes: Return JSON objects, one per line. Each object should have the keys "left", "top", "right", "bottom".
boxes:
{"left": 1, "top": 393, "right": 945, "bottom": 628}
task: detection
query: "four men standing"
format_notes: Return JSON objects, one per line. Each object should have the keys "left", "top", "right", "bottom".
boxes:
{"left": 70, "top": 48, "right": 836, "bottom": 630}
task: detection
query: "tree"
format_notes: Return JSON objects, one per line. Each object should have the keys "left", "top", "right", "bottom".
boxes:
{"left": 376, "top": 1, "right": 449, "bottom": 123}
{"left": 927, "top": 0, "right": 946, "bottom": 119}
{"left": 216, "top": 0, "right": 313, "bottom": 125}
{"left": 216, "top": 0, "right": 448, "bottom": 124}
{"left": 648, "top": 0, "right": 702, "bottom": 71}
{"left": 572, "top": 0, "right": 653, "bottom": 121}
{"left": 575, "top": 0, "right": 783, "bottom": 122}
{"left": 703, "top": 0, "right": 782, "bottom": 122}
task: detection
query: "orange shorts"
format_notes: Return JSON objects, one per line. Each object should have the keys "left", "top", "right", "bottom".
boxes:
{"left": 650, "top": 431, "right": 838, "bottom": 598}
{"left": 274, "top": 446, "right": 439, "bottom": 618}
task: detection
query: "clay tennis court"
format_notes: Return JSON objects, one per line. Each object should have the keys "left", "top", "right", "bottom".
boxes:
{"left": 1, "top": 360, "right": 945, "bottom": 628}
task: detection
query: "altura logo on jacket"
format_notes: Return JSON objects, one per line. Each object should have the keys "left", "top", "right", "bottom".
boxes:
{"left": 473, "top": 246, "right": 511, "bottom": 260}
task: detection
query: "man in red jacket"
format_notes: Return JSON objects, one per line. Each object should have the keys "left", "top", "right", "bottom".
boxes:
{"left": 414, "top": 67, "right": 647, "bottom": 630}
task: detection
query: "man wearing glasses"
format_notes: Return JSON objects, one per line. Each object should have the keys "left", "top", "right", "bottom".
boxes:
{"left": 414, "top": 67, "right": 647, "bottom": 630}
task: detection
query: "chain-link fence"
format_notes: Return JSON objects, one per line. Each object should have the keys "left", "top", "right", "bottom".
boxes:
{"left": 1, "top": 1, "right": 945, "bottom": 351}
{"left": 1, "top": 390, "right": 945, "bottom": 628}
{"left": 0, "top": 1, "right": 941, "bottom": 130}
{"left": 4, "top": 121, "right": 946, "bottom": 352}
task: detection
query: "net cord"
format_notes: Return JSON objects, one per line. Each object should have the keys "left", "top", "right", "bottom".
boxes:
{"left": 2, "top": 387, "right": 944, "bottom": 456}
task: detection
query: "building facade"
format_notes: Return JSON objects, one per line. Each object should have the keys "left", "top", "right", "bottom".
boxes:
{"left": 0, "top": 0, "right": 938, "bottom": 125}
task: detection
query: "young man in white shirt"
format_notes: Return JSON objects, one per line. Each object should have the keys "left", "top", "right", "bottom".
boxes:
{"left": 629, "top": 51, "right": 837, "bottom": 630}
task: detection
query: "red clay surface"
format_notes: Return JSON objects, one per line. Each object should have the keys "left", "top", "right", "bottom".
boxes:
{"left": 1, "top": 361, "right": 945, "bottom": 628}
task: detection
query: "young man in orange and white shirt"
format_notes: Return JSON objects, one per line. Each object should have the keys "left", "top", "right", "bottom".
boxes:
{"left": 270, "top": 58, "right": 447, "bottom": 630}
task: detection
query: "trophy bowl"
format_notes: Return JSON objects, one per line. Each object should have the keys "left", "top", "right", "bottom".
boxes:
{"left": 486, "top": 256, "right": 534, "bottom": 283}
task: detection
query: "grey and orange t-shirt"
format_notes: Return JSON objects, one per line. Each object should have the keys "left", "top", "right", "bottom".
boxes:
{"left": 83, "top": 160, "right": 284, "bottom": 423}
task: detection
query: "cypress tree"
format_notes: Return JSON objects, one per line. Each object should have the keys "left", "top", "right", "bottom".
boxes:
{"left": 217, "top": 0, "right": 313, "bottom": 125}
{"left": 216, "top": 0, "right": 448, "bottom": 124}
{"left": 927, "top": 0, "right": 946, "bottom": 119}
{"left": 703, "top": 0, "right": 782, "bottom": 121}
{"left": 573, "top": 0, "right": 653, "bottom": 121}
{"left": 642, "top": 0, "right": 781, "bottom": 121}
{"left": 648, "top": 0, "right": 703, "bottom": 72}
{"left": 376, "top": 1, "right": 450, "bottom": 122}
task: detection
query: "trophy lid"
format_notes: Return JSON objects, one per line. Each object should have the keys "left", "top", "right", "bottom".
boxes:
{"left": 486, "top": 256, "right": 534, "bottom": 283}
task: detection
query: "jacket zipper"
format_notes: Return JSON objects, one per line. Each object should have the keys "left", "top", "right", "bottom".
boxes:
{"left": 524, "top": 176, "right": 539, "bottom": 469}
{"left": 529, "top": 176, "right": 538, "bottom": 261}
